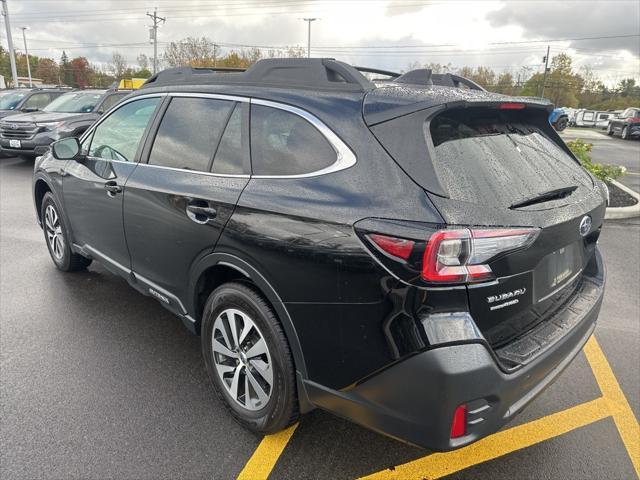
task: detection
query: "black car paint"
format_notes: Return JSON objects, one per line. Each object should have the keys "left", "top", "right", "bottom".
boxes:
{"left": 608, "top": 108, "right": 640, "bottom": 138}
{"left": 33, "top": 79, "right": 607, "bottom": 450}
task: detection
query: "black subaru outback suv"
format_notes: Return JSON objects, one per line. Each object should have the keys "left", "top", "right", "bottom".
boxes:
{"left": 33, "top": 59, "right": 606, "bottom": 451}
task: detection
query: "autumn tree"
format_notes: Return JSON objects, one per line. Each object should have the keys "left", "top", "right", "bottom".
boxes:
{"left": 70, "top": 57, "right": 91, "bottom": 88}
{"left": 35, "top": 58, "right": 60, "bottom": 84}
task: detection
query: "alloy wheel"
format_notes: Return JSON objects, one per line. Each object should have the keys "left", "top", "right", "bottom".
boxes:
{"left": 44, "top": 204, "right": 65, "bottom": 261}
{"left": 211, "top": 308, "right": 273, "bottom": 411}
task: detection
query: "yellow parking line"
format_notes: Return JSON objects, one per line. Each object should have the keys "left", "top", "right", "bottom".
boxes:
{"left": 584, "top": 336, "right": 640, "bottom": 477}
{"left": 236, "top": 423, "right": 298, "bottom": 480}
{"left": 358, "top": 397, "right": 610, "bottom": 480}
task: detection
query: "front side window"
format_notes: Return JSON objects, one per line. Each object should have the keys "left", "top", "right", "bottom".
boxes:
{"left": 44, "top": 92, "right": 104, "bottom": 113}
{"left": 148, "top": 97, "right": 234, "bottom": 172}
{"left": 89, "top": 97, "right": 160, "bottom": 162}
{"left": 250, "top": 105, "right": 336, "bottom": 176}
{"left": 98, "top": 93, "right": 127, "bottom": 113}
{"left": 23, "top": 93, "right": 52, "bottom": 110}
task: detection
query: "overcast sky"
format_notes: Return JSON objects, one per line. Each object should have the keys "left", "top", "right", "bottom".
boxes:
{"left": 4, "top": 0, "right": 640, "bottom": 85}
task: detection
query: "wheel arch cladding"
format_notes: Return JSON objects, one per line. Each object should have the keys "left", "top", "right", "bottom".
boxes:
{"left": 189, "top": 252, "right": 308, "bottom": 379}
{"left": 34, "top": 178, "right": 52, "bottom": 223}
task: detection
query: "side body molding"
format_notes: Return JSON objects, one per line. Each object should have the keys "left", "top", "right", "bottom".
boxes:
{"left": 189, "top": 252, "right": 309, "bottom": 380}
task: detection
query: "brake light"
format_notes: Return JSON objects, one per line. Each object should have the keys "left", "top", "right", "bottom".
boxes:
{"left": 451, "top": 405, "right": 467, "bottom": 438}
{"left": 368, "top": 233, "right": 415, "bottom": 261}
{"left": 422, "top": 228, "right": 538, "bottom": 284}
{"left": 499, "top": 102, "right": 525, "bottom": 110}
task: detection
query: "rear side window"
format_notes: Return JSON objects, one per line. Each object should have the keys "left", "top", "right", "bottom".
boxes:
{"left": 427, "top": 108, "right": 592, "bottom": 208}
{"left": 212, "top": 103, "right": 247, "bottom": 175}
{"left": 148, "top": 97, "right": 234, "bottom": 172}
{"left": 251, "top": 105, "right": 336, "bottom": 176}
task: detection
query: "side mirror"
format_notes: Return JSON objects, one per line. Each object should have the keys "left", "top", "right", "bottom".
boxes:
{"left": 51, "top": 137, "right": 84, "bottom": 161}
{"left": 21, "top": 107, "right": 38, "bottom": 113}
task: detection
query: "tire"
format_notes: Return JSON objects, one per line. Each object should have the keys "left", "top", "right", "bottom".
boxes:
{"left": 201, "top": 282, "right": 298, "bottom": 434}
{"left": 607, "top": 124, "right": 614, "bottom": 136}
{"left": 555, "top": 117, "right": 568, "bottom": 132}
{"left": 622, "top": 126, "right": 629, "bottom": 140}
{"left": 41, "top": 192, "right": 92, "bottom": 272}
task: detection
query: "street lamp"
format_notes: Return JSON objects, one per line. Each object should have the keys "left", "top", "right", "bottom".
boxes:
{"left": 302, "top": 18, "right": 319, "bottom": 58}
{"left": 20, "top": 26, "right": 32, "bottom": 87}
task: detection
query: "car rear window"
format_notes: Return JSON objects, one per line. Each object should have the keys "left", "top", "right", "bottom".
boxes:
{"left": 427, "top": 108, "right": 592, "bottom": 208}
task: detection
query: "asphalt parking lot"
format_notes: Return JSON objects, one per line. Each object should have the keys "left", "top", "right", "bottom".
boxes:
{"left": 1, "top": 154, "right": 639, "bottom": 480}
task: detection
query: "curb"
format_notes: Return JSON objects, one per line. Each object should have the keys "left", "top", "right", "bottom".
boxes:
{"left": 605, "top": 179, "right": 640, "bottom": 220}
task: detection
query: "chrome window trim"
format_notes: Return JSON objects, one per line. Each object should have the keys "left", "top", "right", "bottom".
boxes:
{"left": 250, "top": 98, "right": 357, "bottom": 179}
{"left": 80, "top": 92, "right": 357, "bottom": 179}
{"left": 136, "top": 162, "right": 250, "bottom": 178}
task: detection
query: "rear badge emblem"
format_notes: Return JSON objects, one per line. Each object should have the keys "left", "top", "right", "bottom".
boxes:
{"left": 579, "top": 216, "right": 592, "bottom": 237}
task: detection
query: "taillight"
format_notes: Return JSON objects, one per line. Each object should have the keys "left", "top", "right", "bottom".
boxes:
{"left": 362, "top": 224, "right": 539, "bottom": 286}
{"left": 368, "top": 233, "right": 415, "bottom": 261}
{"left": 422, "top": 227, "right": 539, "bottom": 284}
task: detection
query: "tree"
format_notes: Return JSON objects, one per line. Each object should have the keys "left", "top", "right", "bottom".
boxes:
{"left": 618, "top": 78, "right": 639, "bottom": 97}
{"left": 137, "top": 53, "right": 150, "bottom": 71}
{"left": 493, "top": 72, "right": 516, "bottom": 95}
{"left": 60, "top": 51, "right": 73, "bottom": 86}
{"left": 35, "top": 58, "right": 60, "bottom": 84}
{"left": 111, "top": 52, "right": 127, "bottom": 78}
{"left": 70, "top": 57, "right": 91, "bottom": 88}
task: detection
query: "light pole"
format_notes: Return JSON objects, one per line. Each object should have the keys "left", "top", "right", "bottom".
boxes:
{"left": 146, "top": 8, "right": 166, "bottom": 75}
{"left": 1, "top": 0, "right": 19, "bottom": 87}
{"left": 302, "top": 18, "right": 318, "bottom": 58}
{"left": 21, "top": 26, "right": 32, "bottom": 87}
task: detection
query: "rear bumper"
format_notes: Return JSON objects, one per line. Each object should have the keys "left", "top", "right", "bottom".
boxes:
{"left": 304, "top": 248, "right": 605, "bottom": 451}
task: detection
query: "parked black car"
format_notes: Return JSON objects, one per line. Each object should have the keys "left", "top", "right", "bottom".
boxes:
{"left": 0, "top": 88, "right": 66, "bottom": 120}
{"left": 32, "top": 59, "right": 606, "bottom": 451}
{"left": 607, "top": 107, "right": 640, "bottom": 139}
{"left": 0, "top": 89, "right": 130, "bottom": 157}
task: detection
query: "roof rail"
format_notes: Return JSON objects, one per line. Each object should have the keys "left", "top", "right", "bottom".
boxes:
{"left": 354, "top": 66, "right": 401, "bottom": 78}
{"left": 393, "top": 68, "right": 486, "bottom": 91}
{"left": 142, "top": 58, "right": 375, "bottom": 92}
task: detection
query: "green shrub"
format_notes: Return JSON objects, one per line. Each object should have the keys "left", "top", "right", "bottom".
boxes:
{"left": 566, "top": 139, "right": 624, "bottom": 182}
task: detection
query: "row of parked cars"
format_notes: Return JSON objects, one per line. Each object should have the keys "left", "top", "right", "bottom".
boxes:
{"left": 0, "top": 87, "right": 130, "bottom": 157}
{"left": 549, "top": 106, "right": 640, "bottom": 139}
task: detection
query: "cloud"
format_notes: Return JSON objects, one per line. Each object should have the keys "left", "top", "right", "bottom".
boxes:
{"left": 487, "top": 1, "right": 640, "bottom": 55}
{"left": 4, "top": 0, "right": 638, "bottom": 85}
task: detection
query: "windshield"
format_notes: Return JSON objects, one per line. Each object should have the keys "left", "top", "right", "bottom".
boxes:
{"left": 43, "top": 92, "right": 103, "bottom": 113}
{"left": 0, "top": 91, "right": 28, "bottom": 110}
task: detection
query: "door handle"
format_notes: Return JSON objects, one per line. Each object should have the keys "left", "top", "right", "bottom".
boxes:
{"left": 186, "top": 202, "right": 217, "bottom": 224}
{"left": 104, "top": 181, "right": 122, "bottom": 196}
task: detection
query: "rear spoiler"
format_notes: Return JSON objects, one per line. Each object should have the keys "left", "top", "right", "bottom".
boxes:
{"left": 364, "top": 91, "right": 553, "bottom": 126}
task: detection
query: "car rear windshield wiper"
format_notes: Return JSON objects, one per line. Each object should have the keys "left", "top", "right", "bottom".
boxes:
{"left": 509, "top": 185, "right": 578, "bottom": 209}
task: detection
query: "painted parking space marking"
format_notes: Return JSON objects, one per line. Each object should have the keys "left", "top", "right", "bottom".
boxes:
{"left": 235, "top": 336, "right": 639, "bottom": 479}
{"left": 236, "top": 423, "right": 298, "bottom": 480}
{"left": 584, "top": 337, "right": 640, "bottom": 475}
{"left": 359, "top": 397, "right": 610, "bottom": 479}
